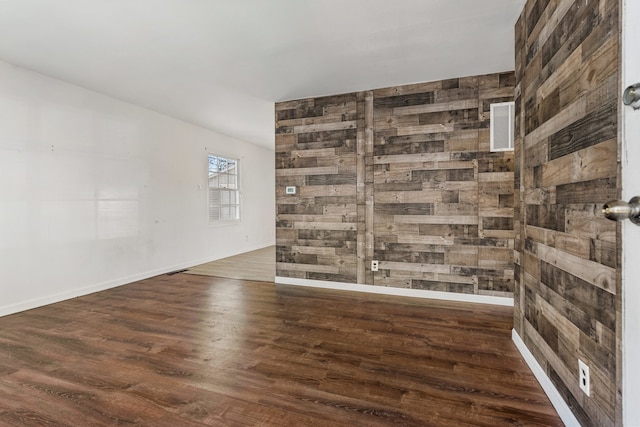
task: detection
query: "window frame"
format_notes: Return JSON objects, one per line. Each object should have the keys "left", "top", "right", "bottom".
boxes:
{"left": 490, "top": 101, "right": 515, "bottom": 152}
{"left": 207, "top": 153, "right": 241, "bottom": 225}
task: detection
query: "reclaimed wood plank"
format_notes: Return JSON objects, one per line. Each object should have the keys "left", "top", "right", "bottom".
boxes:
{"left": 541, "top": 138, "right": 617, "bottom": 187}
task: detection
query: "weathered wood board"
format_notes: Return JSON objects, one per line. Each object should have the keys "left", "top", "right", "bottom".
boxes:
{"left": 514, "top": 0, "right": 621, "bottom": 425}
{"left": 276, "top": 94, "right": 359, "bottom": 283}
{"left": 372, "top": 74, "right": 515, "bottom": 297}
{"left": 277, "top": 73, "right": 516, "bottom": 298}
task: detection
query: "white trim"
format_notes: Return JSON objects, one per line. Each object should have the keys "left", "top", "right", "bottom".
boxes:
{"left": 275, "top": 276, "right": 514, "bottom": 306}
{"left": 512, "top": 329, "right": 581, "bottom": 427}
{"left": 490, "top": 101, "right": 515, "bottom": 152}
{"left": 0, "top": 242, "right": 275, "bottom": 318}
{"left": 207, "top": 153, "right": 241, "bottom": 224}
{"left": 622, "top": 2, "right": 640, "bottom": 425}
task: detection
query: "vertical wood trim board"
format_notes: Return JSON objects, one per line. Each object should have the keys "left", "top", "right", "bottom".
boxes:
{"left": 356, "top": 92, "right": 367, "bottom": 284}
{"left": 276, "top": 72, "right": 516, "bottom": 299}
{"left": 514, "top": 0, "right": 622, "bottom": 425}
{"left": 364, "top": 91, "right": 375, "bottom": 285}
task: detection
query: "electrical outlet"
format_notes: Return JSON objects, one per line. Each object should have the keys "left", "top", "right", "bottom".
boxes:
{"left": 371, "top": 260, "right": 379, "bottom": 272}
{"left": 578, "top": 359, "right": 590, "bottom": 396}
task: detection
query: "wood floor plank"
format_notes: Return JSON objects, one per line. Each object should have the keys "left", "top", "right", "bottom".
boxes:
{"left": 185, "top": 246, "right": 275, "bottom": 282}
{"left": 0, "top": 272, "right": 561, "bottom": 426}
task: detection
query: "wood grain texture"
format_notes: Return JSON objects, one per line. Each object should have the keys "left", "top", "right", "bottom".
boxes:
{"left": 514, "top": 0, "right": 621, "bottom": 425}
{"left": 276, "top": 94, "right": 359, "bottom": 283}
{"left": 277, "top": 73, "right": 516, "bottom": 298}
{"left": 0, "top": 272, "right": 562, "bottom": 426}
{"left": 185, "top": 246, "right": 275, "bottom": 282}
{"left": 373, "top": 74, "right": 515, "bottom": 296}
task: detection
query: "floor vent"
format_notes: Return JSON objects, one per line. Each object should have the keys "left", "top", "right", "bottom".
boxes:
{"left": 166, "top": 269, "right": 188, "bottom": 276}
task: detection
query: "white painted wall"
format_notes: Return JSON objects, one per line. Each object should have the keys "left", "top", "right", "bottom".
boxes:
{"left": 622, "top": 1, "right": 640, "bottom": 425}
{"left": 0, "top": 60, "right": 275, "bottom": 317}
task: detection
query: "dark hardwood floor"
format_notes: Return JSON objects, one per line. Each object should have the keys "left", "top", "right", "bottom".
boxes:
{"left": 0, "top": 274, "right": 562, "bottom": 426}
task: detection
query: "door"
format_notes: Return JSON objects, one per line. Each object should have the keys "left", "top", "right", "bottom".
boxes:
{"left": 622, "top": 0, "right": 640, "bottom": 424}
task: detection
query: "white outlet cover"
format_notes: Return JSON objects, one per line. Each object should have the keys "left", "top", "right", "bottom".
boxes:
{"left": 578, "top": 359, "right": 590, "bottom": 396}
{"left": 285, "top": 186, "right": 296, "bottom": 195}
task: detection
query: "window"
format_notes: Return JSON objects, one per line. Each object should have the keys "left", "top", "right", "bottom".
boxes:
{"left": 490, "top": 102, "right": 515, "bottom": 151}
{"left": 208, "top": 154, "right": 240, "bottom": 223}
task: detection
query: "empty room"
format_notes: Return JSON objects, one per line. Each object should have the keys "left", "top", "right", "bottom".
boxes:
{"left": 1, "top": 0, "right": 639, "bottom": 426}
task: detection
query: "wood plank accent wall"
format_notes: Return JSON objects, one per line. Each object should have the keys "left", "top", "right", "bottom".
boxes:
{"left": 275, "top": 94, "right": 359, "bottom": 283}
{"left": 277, "top": 72, "right": 515, "bottom": 298}
{"left": 372, "top": 75, "right": 515, "bottom": 296}
{"left": 514, "top": 0, "right": 621, "bottom": 425}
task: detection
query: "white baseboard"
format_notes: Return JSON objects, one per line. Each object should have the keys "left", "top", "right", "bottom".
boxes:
{"left": 0, "top": 243, "right": 276, "bottom": 318}
{"left": 512, "top": 329, "right": 581, "bottom": 426}
{"left": 275, "top": 276, "right": 514, "bottom": 306}
{"left": 0, "top": 264, "right": 180, "bottom": 318}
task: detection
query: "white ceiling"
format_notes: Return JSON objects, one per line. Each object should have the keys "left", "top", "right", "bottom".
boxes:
{"left": 0, "top": 0, "right": 526, "bottom": 149}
